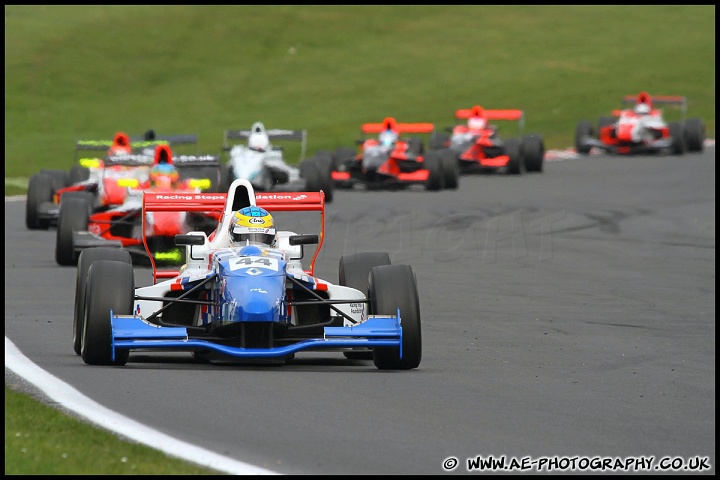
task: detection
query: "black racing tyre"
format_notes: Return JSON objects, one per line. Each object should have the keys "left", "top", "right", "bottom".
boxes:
{"left": 313, "top": 153, "right": 334, "bottom": 176}
{"left": 339, "top": 252, "right": 391, "bottom": 361}
{"left": 669, "top": 121, "right": 685, "bottom": 155}
{"left": 56, "top": 195, "right": 92, "bottom": 266}
{"left": 429, "top": 130, "right": 450, "bottom": 150}
{"left": 575, "top": 120, "right": 594, "bottom": 154}
{"left": 68, "top": 165, "right": 90, "bottom": 185}
{"left": 423, "top": 151, "right": 444, "bottom": 191}
{"left": 314, "top": 150, "right": 336, "bottom": 172}
{"left": 41, "top": 169, "right": 69, "bottom": 191}
{"left": 302, "top": 157, "right": 334, "bottom": 203}
{"left": 439, "top": 149, "right": 459, "bottom": 189}
{"left": 334, "top": 146, "right": 357, "bottom": 163}
{"left": 522, "top": 134, "right": 545, "bottom": 172}
{"left": 369, "top": 264, "right": 422, "bottom": 370}
{"left": 26, "top": 173, "right": 54, "bottom": 230}
{"left": 299, "top": 156, "right": 318, "bottom": 181}
{"left": 81, "top": 260, "right": 134, "bottom": 365}
{"left": 220, "top": 163, "right": 234, "bottom": 193}
{"left": 683, "top": 118, "right": 705, "bottom": 153}
{"left": 339, "top": 252, "right": 391, "bottom": 294}
{"left": 598, "top": 116, "right": 616, "bottom": 131}
{"left": 407, "top": 137, "right": 424, "bottom": 156}
{"left": 504, "top": 138, "right": 523, "bottom": 175}
{"left": 73, "top": 248, "right": 132, "bottom": 356}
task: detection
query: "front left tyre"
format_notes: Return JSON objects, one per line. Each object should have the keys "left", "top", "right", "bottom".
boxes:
{"left": 369, "top": 264, "right": 422, "bottom": 370}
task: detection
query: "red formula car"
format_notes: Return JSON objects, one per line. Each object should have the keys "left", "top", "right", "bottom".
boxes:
{"left": 25, "top": 131, "right": 201, "bottom": 230}
{"left": 428, "top": 105, "right": 545, "bottom": 175}
{"left": 328, "top": 117, "right": 458, "bottom": 190}
{"left": 575, "top": 91, "right": 706, "bottom": 155}
{"left": 55, "top": 144, "right": 221, "bottom": 266}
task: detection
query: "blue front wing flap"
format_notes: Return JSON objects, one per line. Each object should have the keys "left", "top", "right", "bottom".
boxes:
{"left": 110, "top": 310, "right": 402, "bottom": 359}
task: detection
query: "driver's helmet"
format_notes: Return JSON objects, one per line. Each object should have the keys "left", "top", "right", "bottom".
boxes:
{"left": 378, "top": 129, "right": 398, "bottom": 147}
{"left": 468, "top": 115, "right": 487, "bottom": 130}
{"left": 248, "top": 131, "right": 270, "bottom": 152}
{"left": 634, "top": 103, "right": 651, "bottom": 115}
{"left": 228, "top": 206, "right": 277, "bottom": 247}
{"left": 149, "top": 163, "right": 179, "bottom": 188}
{"left": 108, "top": 132, "right": 132, "bottom": 155}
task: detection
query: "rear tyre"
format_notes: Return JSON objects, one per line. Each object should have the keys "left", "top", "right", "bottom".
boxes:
{"left": 522, "top": 134, "right": 545, "bottom": 172}
{"left": 370, "top": 264, "right": 422, "bottom": 370}
{"left": 339, "top": 252, "right": 392, "bottom": 361}
{"left": 423, "top": 151, "right": 444, "bottom": 191}
{"left": 41, "top": 169, "right": 69, "bottom": 191}
{"left": 683, "top": 118, "right": 705, "bottom": 153}
{"left": 302, "top": 157, "right": 334, "bottom": 203}
{"left": 74, "top": 248, "right": 132, "bottom": 355}
{"left": 25, "top": 173, "right": 54, "bottom": 230}
{"left": 56, "top": 195, "right": 91, "bottom": 266}
{"left": 339, "top": 252, "right": 391, "bottom": 294}
{"left": 669, "top": 121, "right": 685, "bottom": 155}
{"left": 333, "top": 146, "right": 357, "bottom": 168}
{"left": 504, "top": 138, "right": 522, "bottom": 175}
{"left": 429, "top": 130, "right": 450, "bottom": 150}
{"left": 68, "top": 165, "right": 90, "bottom": 185}
{"left": 220, "top": 163, "right": 234, "bottom": 193}
{"left": 407, "top": 137, "right": 424, "bottom": 156}
{"left": 575, "top": 121, "right": 594, "bottom": 154}
{"left": 598, "top": 116, "right": 616, "bottom": 131}
{"left": 81, "top": 260, "right": 134, "bottom": 365}
{"left": 439, "top": 149, "right": 459, "bottom": 189}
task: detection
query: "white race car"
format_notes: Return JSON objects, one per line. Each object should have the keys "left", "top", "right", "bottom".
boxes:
{"left": 221, "top": 122, "right": 333, "bottom": 201}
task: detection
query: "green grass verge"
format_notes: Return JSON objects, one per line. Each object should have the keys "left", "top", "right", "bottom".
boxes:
{"left": 4, "top": 385, "right": 222, "bottom": 474}
{"left": 4, "top": 4, "right": 715, "bottom": 474}
{"left": 5, "top": 5, "right": 715, "bottom": 192}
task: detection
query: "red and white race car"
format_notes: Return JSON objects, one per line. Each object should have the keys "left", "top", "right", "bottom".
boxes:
{"left": 328, "top": 117, "right": 458, "bottom": 190}
{"left": 25, "top": 131, "right": 202, "bottom": 230}
{"left": 575, "top": 91, "right": 706, "bottom": 155}
{"left": 55, "top": 144, "right": 221, "bottom": 266}
{"left": 428, "top": 105, "right": 545, "bottom": 174}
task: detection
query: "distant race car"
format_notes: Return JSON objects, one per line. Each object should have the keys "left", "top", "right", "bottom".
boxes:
{"left": 221, "top": 122, "right": 333, "bottom": 202}
{"left": 55, "top": 144, "right": 221, "bottom": 266}
{"left": 329, "top": 117, "right": 458, "bottom": 190}
{"left": 25, "top": 131, "right": 203, "bottom": 230}
{"left": 73, "top": 178, "right": 422, "bottom": 370}
{"left": 575, "top": 91, "right": 706, "bottom": 155}
{"left": 428, "top": 105, "right": 545, "bottom": 174}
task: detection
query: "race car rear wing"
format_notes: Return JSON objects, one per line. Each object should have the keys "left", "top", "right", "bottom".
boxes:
{"left": 454, "top": 108, "right": 525, "bottom": 132}
{"left": 102, "top": 153, "right": 220, "bottom": 168}
{"left": 74, "top": 134, "right": 199, "bottom": 163}
{"left": 361, "top": 119, "right": 435, "bottom": 135}
{"left": 618, "top": 94, "right": 687, "bottom": 117}
{"left": 142, "top": 179, "right": 326, "bottom": 281}
{"left": 223, "top": 128, "right": 308, "bottom": 163}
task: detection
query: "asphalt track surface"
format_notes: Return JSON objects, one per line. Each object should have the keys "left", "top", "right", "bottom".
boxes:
{"left": 5, "top": 150, "right": 716, "bottom": 475}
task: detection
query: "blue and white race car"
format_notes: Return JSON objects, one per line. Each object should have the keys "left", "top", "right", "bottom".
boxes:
{"left": 74, "top": 178, "right": 421, "bottom": 369}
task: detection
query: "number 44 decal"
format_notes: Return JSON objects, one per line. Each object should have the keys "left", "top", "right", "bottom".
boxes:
{"left": 229, "top": 256, "right": 279, "bottom": 272}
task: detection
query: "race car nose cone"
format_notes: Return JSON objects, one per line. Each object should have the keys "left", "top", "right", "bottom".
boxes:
{"left": 224, "top": 276, "right": 284, "bottom": 322}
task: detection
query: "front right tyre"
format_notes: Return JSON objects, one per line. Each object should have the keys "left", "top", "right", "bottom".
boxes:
{"left": 74, "top": 248, "right": 132, "bottom": 355}
{"left": 81, "top": 259, "right": 134, "bottom": 365}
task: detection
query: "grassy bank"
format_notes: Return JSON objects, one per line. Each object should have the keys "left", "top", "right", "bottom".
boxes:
{"left": 5, "top": 5, "right": 715, "bottom": 196}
